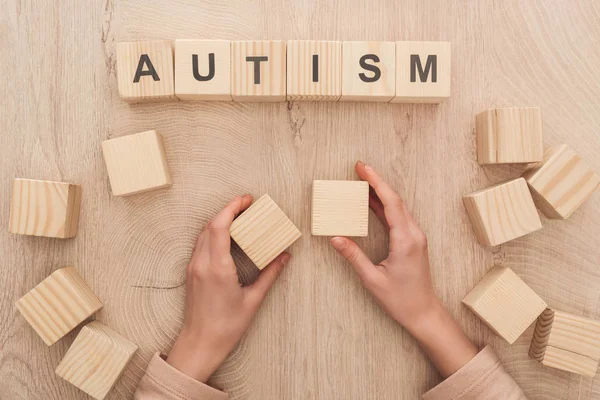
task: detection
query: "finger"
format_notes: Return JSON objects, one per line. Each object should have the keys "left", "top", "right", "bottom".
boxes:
{"left": 369, "top": 189, "right": 388, "bottom": 230}
{"left": 245, "top": 253, "right": 290, "bottom": 308}
{"left": 209, "top": 195, "right": 253, "bottom": 259}
{"left": 330, "top": 237, "right": 382, "bottom": 286}
{"left": 191, "top": 226, "right": 210, "bottom": 261}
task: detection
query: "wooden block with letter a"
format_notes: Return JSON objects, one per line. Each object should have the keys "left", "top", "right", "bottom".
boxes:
{"left": 117, "top": 40, "right": 175, "bottom": 102}
{"left": 231, "top": 41, "right": 286, "bottom": 102}
{"left": 287, "top": 40, "right": 342, "bottom": 101}
{"left": 102, "top": 130, "right": 172, "bottom": 196}
{"left": 16, "top": 267, "right": 103, "bottom": 346}
{"left": 523, "top": 144, "right": 600, "bottom": 219}
{"left": 391, "top": 41, "right": 451, "bottom": 103}
{"left": 530, "top": 309, "right": 600, "bottom": 377}
{"left": 311, "top": 180, "right": 369, "bottom": 236}
{"left": 476, "top": 107, "right": 543, "bottom": 164}
{"left": 56, "top": 321, "right": 138, "bottom": 399}
{"left": 175, "top": 40, "right": 232, "bottom": 101}
{"left": 9, "top": 178, "right": 82, "bottom": 238}
{"left": 463, "top": 266, "right": 547, "bottom": 344}
{"left": 463, "top": 178, "right": 542, "bottom": 246}
{"left": 340, "top": 41, "right": 396, "bottom": 102}
{"left": 229, "top": 194, "right": 301, "bottom": 270}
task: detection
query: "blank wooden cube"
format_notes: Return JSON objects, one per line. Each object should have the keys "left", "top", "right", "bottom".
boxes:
{"left": 175, "top": 40, "right": 232, "bottom": 101}
{"left": 56, "top": 321, "right": 138, "bottom": 400}
{"left": 311, "top": 180, "right": 369, "bottom": 237}
{"left": 117, "top": 40, "right": 175, "bottom": 102}
{"left": 476, "top": 107, "right": 543, "bottom": 164}
{"left": 9, "top": 178, "right": 82, "bottom": 238}
{"left": 523, "top": 144, "right": 600, "bottom": 219}
{"left": 287, "top": 40, "right": 342, "bottom": 101}
{"left": 391, "top": 41, "right": 451, "bottom": 103}
{"left": 463, "top": 178, "right": 542, "bottom": 246}
{"left": 102, "top": 130, "right": 172, "bottom": 196}
{"left": 340, "top": 41, "right": 395, "bottom": 102}
{"left": 231, "top": 41, "right": 286, "bottom": 102}
{"left": 16, "top": 267, "right": 103, "bottom": 345}
{"left": 530, "top": 309, "right": 600, "bottom": 377}
{"left": 463, "top": 267, "right": 547, "bottom": 344}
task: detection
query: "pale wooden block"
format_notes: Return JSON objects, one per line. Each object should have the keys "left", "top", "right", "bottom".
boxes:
{"left": 175, "top": 40, "right": 232, "bottom": 101}
{"left": 116, "top": 40, "right": 175, "bottom": 102}
{"left": 9, "top": 178, "right": 82, "bottom": 238}
{"left": 231, "top": 41, "right": 286, "bottom": 102}
{"left": 230, "top": 194, "right": 301, "bottom": 270}
{"left": 56, "top": 321, "right": 138, "bottom": 400}
{"left": 102, "top": 130, "right": 172, "bottom": 196}
{"left": 476, "top": 107, "right": 543, "bottom": 164}
{"left": 530, "top": 309, "right": 600, "bottom": 377}
{"left": 311, "top": 180, "right": 369, "bottom": 236}
{"left": 463, "top": 266, "right": 547, "bottom": 344}
{"left": 340, "top": 41, "right": 395, "bottom": 102}
{"left": 391, "top": 41, "right": 451, "bottom": 103}
{"left": 16, "top": 267, "right": 103, "bottom": 346}
{"left": 463, "top": 178, "right": 542, "bottom": 246}
{"left": 287, "top": 40, "right": 342, "bottom": 101}
{"left": 523, "top": 144, "right": 600, "bottom": 219}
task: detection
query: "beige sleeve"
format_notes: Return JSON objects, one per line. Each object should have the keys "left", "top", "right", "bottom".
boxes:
{"left": 134, "top": 353, "right": 229, "bottom": 400}
{"left": 423, "top": 346, "right": 528, "bottom": 400}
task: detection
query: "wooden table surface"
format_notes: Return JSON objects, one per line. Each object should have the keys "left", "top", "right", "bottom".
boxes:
{"left": 2, "top": 0, "right": 600, "bottom": 399}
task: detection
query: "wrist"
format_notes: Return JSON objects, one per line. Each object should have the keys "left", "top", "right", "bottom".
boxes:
{"left": 167, "top": 329, "right": 225, "bottom": 383}
{"left": 401, "top": 297, "right": 446, "bottom": 339}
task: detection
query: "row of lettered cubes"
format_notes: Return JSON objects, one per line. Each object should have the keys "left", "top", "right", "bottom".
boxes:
{"left": 117, "top": 40, "right": 451, "bottom": 103}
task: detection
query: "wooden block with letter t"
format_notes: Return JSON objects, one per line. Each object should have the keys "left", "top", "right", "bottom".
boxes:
{"left": 56, "top": 321, "right": 138, "bottom": 399}
{"left": 463, "top": 267, "right": 547, "bottom": 344}
{"left": 117, "top": 40, "right": 175, "bottom": 102}
{"left": 311, "top": 180, "right": 369, "bottom": 236}
{"left": 391, "top": 41, "right": 451, "bottom": 103}
{"left": 287, "top": 40, "right": 342, "bottom": 101}
{"left": 229, "top": 194, "right": 301, "bottom": 270}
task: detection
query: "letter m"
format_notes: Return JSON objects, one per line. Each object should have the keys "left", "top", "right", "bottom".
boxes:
{"left": 410, "top": 54, "right": 437, "bottom": 83}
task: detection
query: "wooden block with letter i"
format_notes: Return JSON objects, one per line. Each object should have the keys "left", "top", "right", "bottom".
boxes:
{"left": 230, "top": 194, "right": 301, "bottom": 270}
{"left": 463, "top": 267, "right": 547, "bottom": 344}
{"left": 56, "top": 321, "right": 138, "bottom": 399}
{"left": 16, "top": 267, "right": 103, "bottom": 346}
{"left": 311, "top": 180, "right": 369, "bottom": 236}
{"left": 530, "top": 309, "right": 600, "bottom": 376}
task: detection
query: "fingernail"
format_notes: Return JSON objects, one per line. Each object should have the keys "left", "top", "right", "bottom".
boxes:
{"left": 281, "top": 253, "right": 291, "bottom": 264}
{"left": 330, "top": 237, "right": 346, "bottom": 248}
{"left": 364, "top": 164, "right": 373, "bottom": 172}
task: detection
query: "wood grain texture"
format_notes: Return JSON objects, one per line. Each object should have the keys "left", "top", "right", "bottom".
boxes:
{"left": 2, "top": 1, "right": 600, "bottom": 399}
{"left": 311, "top": 180, "right": 369, "bottom": 236}
{"left": 287, "top": 41, "right": 342, "bottom": 101}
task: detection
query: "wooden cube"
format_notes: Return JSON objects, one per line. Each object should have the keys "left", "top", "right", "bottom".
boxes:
{"left": 102, "top": 130, "right": 172, "bottom": 196}
{"left": 230, "top": 194, "right": 301, "bottom": 269}
{"left": 311, "top": 180, "right": 369, "bottom": 236}
{"left": 340, "top": 41, "right": 395, "bottom": 102}
{"left": 463, "top": 267, "right": 547, "bottom": 344}
{"left": 476, "top": 107, "right": 543, "bottom": 164}
{"left": 523, "top": 144, "right": 600, "bottom": 219}
{"left": 117, "top": 40, "right": 175, "bottom": 102}
{"left": 16, "top": 267, "right": 103, "bottom": 346}
{"left": 9, "top": 178, "right": 82, "bottom": 238}
{"left": 231, "top": 41, "right": 286, "bottom": 102}
{"left": 530, "top": 309, "right": 600, "bottom": 377}
{"left": 391, "top": 41, "right": 451, "bottom": 103}
{"left": 56, "top": 321, "right": 138, "bottom": 399}
{"left": 175, "top": 40, "right": 232, "bottom": 101}
{"left": 287, "top": 40, "right": 342, "bottom": 101}
{"left": 463, "top": 178, "right": 542, "bottom": 246}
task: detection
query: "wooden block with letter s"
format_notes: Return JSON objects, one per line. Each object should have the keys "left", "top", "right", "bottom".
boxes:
{"left": 311, "top": 180, "right": 369, "bottom": 236}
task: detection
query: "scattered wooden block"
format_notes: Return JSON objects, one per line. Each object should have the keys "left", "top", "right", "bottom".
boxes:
{"left": 16, "top": 267, "right": 103, "bottom": 345}
{"left": 287, "top": 40, "right": 342, "bottom": 101}
{"left": 476, "top": 107, "right": 543, "bottom": 164}
{"left": 9, "top": 178, "right": 82, "bottom": 238}
{"left": 116, "top": 40, "right": 175, "bottom": 102}
{"left": 230, "top": 194, "right": 301, "bottom": 269}
{"left": 463, "top": 266, "right": 547, "bottom": 344}
{"left": 231, "top": 41, "right": 286, "bottom": 102}
{"left": 530, "top": 309, "right": 600, "bottom": 377}
{"left": 340, "top": 41, "right": 395, "bottom": 102}
{"left": 56, "top": 321, "right": 138, "bottom": 399}
{"left": 174, "top": 40, "right": 232, "bottom": 101}
{"left": 311, "top": 180, "right": 369, "bottom": 236}
{"left": 102, "top": 130, "right": 172, "bottom": 196}
{"left": 522, "top": 144, "right": 600, "bottom": 219}
{"left": 391, "top": 41, "right": 451, "bottom": 103}
{"left": 463, "top": 178, "right": 542, "bottom": 246}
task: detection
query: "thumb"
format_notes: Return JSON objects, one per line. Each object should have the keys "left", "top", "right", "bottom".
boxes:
{"left": 330, "top": 237, "right": 377, "bottom": 283}
{"left": 245, "top": 252, "right": 290, "bottom": 307}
